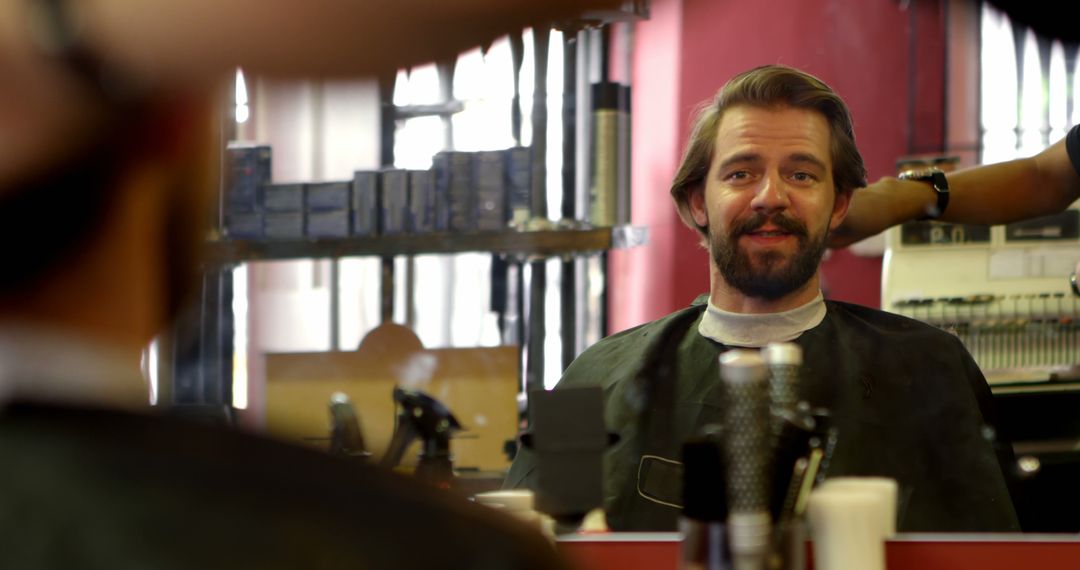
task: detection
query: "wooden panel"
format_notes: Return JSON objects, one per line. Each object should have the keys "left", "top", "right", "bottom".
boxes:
{"left": 265, "top": 325, "right": 519, "bottom": 472}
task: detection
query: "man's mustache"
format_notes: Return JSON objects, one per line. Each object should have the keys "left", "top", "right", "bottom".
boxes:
{"left": 730, "top": 212, "right": 808, "bottom": 238}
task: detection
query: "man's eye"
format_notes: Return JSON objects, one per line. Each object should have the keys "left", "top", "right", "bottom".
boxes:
{"left": 791, "top": 172, "right": 816, "bottom": 182}
{"left": 727, "top": 171, "right": 750, "bottom": 181}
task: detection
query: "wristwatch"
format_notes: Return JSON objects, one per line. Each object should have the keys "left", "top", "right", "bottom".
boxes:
{"left": 898, "top": 167, "right": 950, "bottom": 221}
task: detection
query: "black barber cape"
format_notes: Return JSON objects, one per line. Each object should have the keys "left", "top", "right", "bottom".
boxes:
{"left": 507, "top": 297, "right": 1020, "bottom": 532}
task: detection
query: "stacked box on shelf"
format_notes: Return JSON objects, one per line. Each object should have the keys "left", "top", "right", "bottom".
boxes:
{"left": 474, "top": 150, "right": 508, "bottom": 231}
{"left": 409, "top": 170, "right": 436, "bottom": 233}
{"left": 431, "top": 154, "right": 451, "bottom": 232}
{"left": 434, "top": 151, "right": 475, "bottom": 233}
{"left": 380, "top": 169, "right": 409, "bottom": 235}
{"left": 264, "top": 183, "right": 306, "bottom": 240}
{"left": 223, "top": 212, "right": 263, "bottom": 240}
{"left": 223, "top": 144, "right": 271, "bottom": 239}
{"left": 224, "top": 144, "right": 271, "bottom": 212}
{"left": 306, "top": 181, "right": 352, "bottom": 238}
{"left": 352, "top": 171, "right": 379, "bottom": 236}
{"left": 506, "top": 146, "right": 532, "bottom": 227}
{"left": 264, "top": 213, "right": 305, "bottom": 239}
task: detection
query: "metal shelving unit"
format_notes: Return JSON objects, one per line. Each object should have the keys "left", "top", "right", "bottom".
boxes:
{"left": 170, "top": 15, "right": 646, "bottom": 416}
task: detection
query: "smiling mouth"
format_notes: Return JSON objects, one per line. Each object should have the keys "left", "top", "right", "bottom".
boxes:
{"left": 745, "top": 229, "right": 793, "bottom": 239}
{"left": 748, "top": 230, "right": 790, "bottom": 237}
{"left": 731, "top": 213, "right": 808, "bottom": 242}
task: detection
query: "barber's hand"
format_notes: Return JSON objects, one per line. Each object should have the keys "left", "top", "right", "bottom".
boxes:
{"left": 829, "top": 177, "right": 924, "bottom": 249}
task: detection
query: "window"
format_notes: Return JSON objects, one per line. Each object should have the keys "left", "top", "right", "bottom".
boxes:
{"left": 979, "top": 3, "right": 1080, "bottom": 163}
{"left": 390, "top": 31, "right": 571, "bottom": 389}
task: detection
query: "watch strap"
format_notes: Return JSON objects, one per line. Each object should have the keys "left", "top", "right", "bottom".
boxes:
{"left": 899, "top": 168, "right": 950, "bottom": 221}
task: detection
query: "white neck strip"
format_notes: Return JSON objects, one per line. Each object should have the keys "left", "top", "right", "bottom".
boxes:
{"left": 697, "top": 292, "right": 827, "bottom": 347}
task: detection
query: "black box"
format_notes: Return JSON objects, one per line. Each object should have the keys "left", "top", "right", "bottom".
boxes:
{"left": 306, "top": 181, "right": 352, "bottom": 212}
{"left": 474, "top": 150, "right": 508, "bottom": 231}
{"left": 409, "top": 170, "right": 436, "bottom": 233}
{"left": 264, "top": 183, "right": 305, "bottom": 212}
{"left": 307, "top": 210, "right": 351, "bottom": 238}
{"left": 436, "top": 151, "right": 475, "bottom": 233}
{"left": 506, "top": 146, "right": 532, "bottom": 226}
{"left": 224, "top": 212, "right": 264, "bottom": 240}
{"left": 352, "top": 171, "right": 379, "bottom": 236}
{"left": 380, "top": 169, "right": 409, "bottom": 235}
{"left": 431, "top": 154, "right": 451, "bottom": 232}
{"left": 530, "top": 387, "right": 607, "bottom": 518}
{"left": 264, "top": 212, "right": 305, "bottom": 240}
{"left": 223, "top": 144, "right": 271, "bottom": 214}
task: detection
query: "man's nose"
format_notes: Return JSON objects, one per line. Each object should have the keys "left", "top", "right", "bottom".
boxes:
{"left": 749, "top": 171, "right": 791, "bottom": 213}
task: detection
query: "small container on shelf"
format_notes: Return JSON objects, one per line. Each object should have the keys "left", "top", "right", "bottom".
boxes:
{"left": 306, "top": 181, "right": 352, "bottom": 212}
{"left": 436, "top": 150, "right": 476, "bottom": 233}
{"left": 306, "top": 210, "right": 351, "bottom": 239}
{"left": 380, "top": 169, "right": 409, "bottom": 235}
{"left": 409, "top": 169, "right": 436, "bottom": 234}
{"left": 589, "top": 82, "right": 620, "bottom": 227}
{"left": 265, "top": 212, "right": 305, "bottom": 240}
{"left": 223, "top": 144, "right": 271, "bottom": 214}
{"left": 431, "top": 155, "right": 451, "bottom": 232}
{"left": 224, "top": 212, "right": 264, "bottom": 240}
{"left": 305, "top": 181, "right": 352, "bottom": 239}
{"left": 264, "top": 183, "right": 305, "bottom": 212}
{"left": 474, "top": 150, "right": 508, "bottom": 232}
{"left": 505, "top": 146, "right": 532, "bottom": 229}
{"left": 352, "top": 170, "right": 379, "bottom": 237}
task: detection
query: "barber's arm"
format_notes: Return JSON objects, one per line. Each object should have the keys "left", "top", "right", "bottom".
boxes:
{"left": 830, "top": 132, "right": 1080, "bottom": 248}
{"left": 0, "top": 0, "right": 620, "bottom": 83}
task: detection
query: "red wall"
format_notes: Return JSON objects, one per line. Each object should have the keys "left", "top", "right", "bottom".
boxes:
{"left": 608, "top": 0, "right": 689, "bottom": 331}
{"left": 610, "top": 0, "right": 947, "bottom": 332}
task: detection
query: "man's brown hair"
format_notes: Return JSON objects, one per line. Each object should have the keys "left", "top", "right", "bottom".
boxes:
{"left": 670, "top": 64, "right": 867, "bottom": 236}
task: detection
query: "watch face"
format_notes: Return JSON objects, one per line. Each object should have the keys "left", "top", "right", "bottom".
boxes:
{"left": 929, "top": 170, "right": 949, "bottom": 192}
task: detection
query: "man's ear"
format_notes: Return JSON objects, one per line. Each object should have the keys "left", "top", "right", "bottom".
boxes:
{"left": 688, "top": 185, "right": 708, "bottom": 227}
{"left": 828, "top": 188, "right": 852, "bottom": 231}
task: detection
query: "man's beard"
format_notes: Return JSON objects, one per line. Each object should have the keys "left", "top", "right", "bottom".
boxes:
{"left": 710, "top": 211, "right": 829, "bottom": 301}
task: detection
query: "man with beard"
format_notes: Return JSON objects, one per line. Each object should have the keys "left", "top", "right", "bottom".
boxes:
{"left": 0, "top": 0, "right": 622, "bottom": 566}
{"left": 506, "top": 65, "right": 1020, "bottom": 533}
